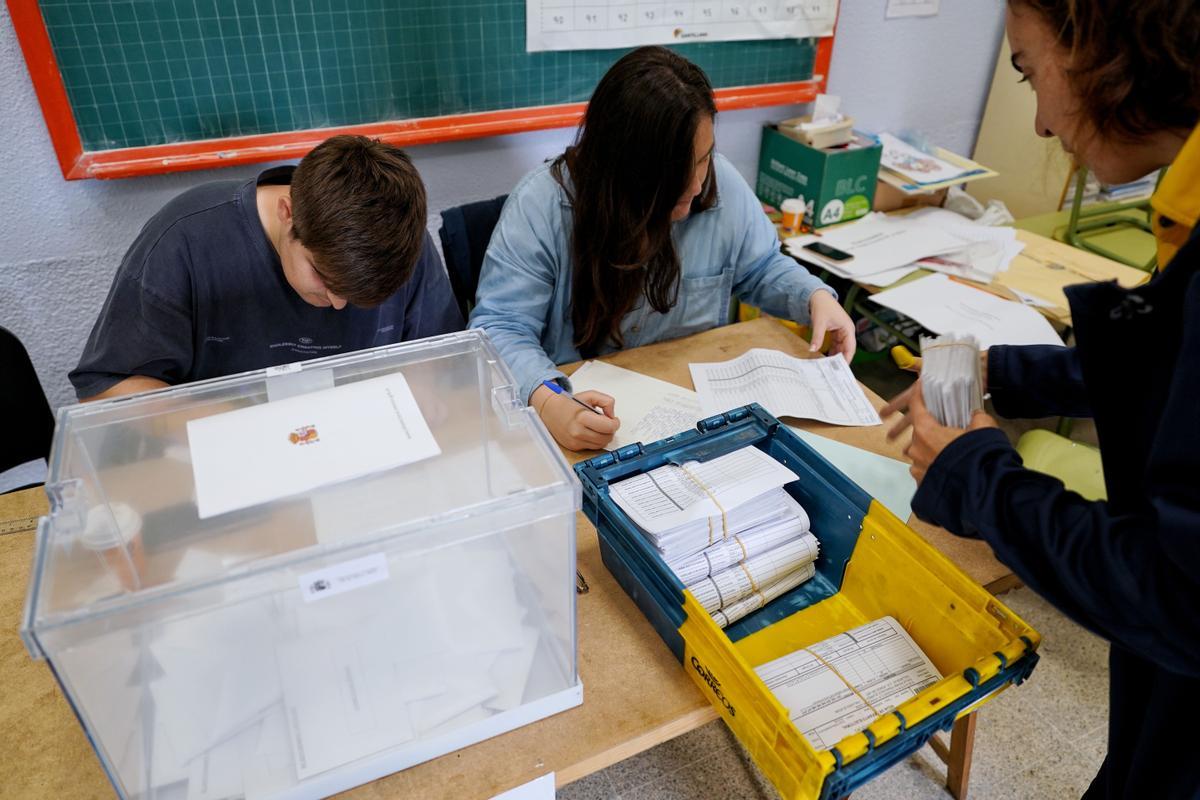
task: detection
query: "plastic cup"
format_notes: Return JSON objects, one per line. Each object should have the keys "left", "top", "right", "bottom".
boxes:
{"left": 80, "top": 503, "right": 145, "bottom": 592}
{"left": 780, "top": 198, "right": 806, "bottom": 233}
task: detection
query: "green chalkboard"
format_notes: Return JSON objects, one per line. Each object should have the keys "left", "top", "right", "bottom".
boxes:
{"left": 37, "top": 0, "right": 818, "bottom": 153}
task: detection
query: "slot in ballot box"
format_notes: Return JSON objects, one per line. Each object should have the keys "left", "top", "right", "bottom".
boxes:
{"left": 21, "top": 330, "right": 582, "bottom": 800}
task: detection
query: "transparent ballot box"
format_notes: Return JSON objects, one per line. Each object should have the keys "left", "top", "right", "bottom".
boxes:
{"left": 21, "top": 330, "right": 582, "bottom": 799}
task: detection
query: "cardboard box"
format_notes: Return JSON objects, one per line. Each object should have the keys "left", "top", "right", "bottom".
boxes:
{"left": 756, "top": 125, "right": 882, "bottom": 229}
{"left": 778, "top": 114, "right": 856, "bottom": 150}
{"left": 872, "top": 180, "right": 948, "bottom": 213}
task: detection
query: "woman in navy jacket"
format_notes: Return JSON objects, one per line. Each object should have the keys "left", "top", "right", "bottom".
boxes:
{"left": 883, "top": 1, "right": 1200, "bottom": 797}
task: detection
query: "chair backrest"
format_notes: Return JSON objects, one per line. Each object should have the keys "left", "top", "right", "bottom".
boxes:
{"left": 438, "top": 195, "right": 509, "bottom": 320}
{"left": 0, "top": 326, "right": 54, "bottom": 475}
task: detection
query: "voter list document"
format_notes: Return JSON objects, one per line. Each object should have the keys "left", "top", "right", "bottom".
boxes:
{"left": 690, "top": 349, "right": 881, "bottom": 427}
{"left": 754, "top": 616, "right": 943, "bottom": 750}
{"left": 188, "top": 372, "right": 440, "bottom": 518}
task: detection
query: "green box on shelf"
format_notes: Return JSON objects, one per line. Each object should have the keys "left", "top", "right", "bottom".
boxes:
{"left": 756, "top": 126, "right": 882, "bottom": 229}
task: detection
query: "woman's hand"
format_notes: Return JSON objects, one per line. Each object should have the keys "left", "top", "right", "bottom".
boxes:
{"left": 808, "top": 289, "right": 857, "bottom": 362}
{"left": 532, "top": 385, "right": 620, "bottom": 451}
{"left": 881, "top": 379, "right": 999, "bottom": 484}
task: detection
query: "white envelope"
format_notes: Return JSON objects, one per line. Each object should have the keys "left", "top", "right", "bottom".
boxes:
{"left": 188, "top": 373, "right": 440, "bottom": 519}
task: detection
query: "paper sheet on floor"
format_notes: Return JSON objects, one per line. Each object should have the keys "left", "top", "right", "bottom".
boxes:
{"left": 869, "top": 274, "right": 1064, "bottom": 349}
{"left": 567, "top": 360, "right": 705, "bottom": 449}
{"left": 690, "top": 349, "right": 881, "bottom": 426}
{"left": 754, "top": 616, "right": 942, "bottom": 751}
{"left": 488, "top": 772, "right": 555, "bottom": 800}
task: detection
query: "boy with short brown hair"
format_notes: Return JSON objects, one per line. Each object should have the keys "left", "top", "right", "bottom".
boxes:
{"left": 71, "top": 135, "right": 461, "bottom": 401}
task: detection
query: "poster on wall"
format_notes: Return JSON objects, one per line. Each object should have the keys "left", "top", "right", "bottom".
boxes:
{"left": 525, "top": 0, "right": 839, "bottom": 52}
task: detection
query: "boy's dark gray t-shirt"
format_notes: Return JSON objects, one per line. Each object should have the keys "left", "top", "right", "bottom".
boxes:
{"left": 70, "top": 166, "right": 463, "bottom": 399}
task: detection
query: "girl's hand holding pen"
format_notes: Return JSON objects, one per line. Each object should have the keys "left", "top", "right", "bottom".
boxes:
{"left": 532, "top": 380, "right": 620, "bottom": 451}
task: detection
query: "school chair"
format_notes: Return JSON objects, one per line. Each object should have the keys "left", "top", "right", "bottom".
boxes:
{"left": 438, "top": 195, "right": 509, "bottom": 319}
{"left": 1016, "top": 429, "right": 1107, "bottom": 502}
{"left": 1059, "top": 166, "right": 1160, "bottom": 272}
{"left": 0, "top": 326, "right": 54, "bottom": 489}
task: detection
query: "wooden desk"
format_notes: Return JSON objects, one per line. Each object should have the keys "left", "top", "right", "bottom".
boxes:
{"left": 996, "top": 229, "right": 1150, "bottom": 322}
{"left": 0, "top": 319, "right": 1006, "bottom": 799}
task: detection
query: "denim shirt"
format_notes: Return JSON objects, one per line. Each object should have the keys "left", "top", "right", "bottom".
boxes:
{"left": 468, "top": 154, "right": 834, "bottom": 404}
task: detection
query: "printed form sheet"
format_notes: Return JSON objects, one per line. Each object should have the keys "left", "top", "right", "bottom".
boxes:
{"left": 754, "top": 617, "right": 942, "bottom": 750}
{"left": 690, "top": 349, "right": 881, "bottom": 426}
{"left": 527, "top": 0, "right": 838, "bottom": 52}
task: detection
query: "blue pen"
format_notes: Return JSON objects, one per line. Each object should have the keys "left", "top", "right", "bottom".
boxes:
{"left": 542, "top": 380, "right": 603, "bottom": 415}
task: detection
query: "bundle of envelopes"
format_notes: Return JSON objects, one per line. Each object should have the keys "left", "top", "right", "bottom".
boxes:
{"left": 919, "top": 333, "right": 984, "bottom": 428}
{"left": 610, "top": 446, "right": 819, "bottom": 629}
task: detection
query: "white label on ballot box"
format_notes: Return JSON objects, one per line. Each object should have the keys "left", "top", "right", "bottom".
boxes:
{"left": 187, "top": 372, "right": 440, "bottom": 518}
{"left": 298, "top": 552, "right": 389, "bottom": 603}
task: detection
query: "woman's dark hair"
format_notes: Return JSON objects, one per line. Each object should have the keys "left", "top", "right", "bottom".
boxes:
{"left": 552, "top": 46, "right": 718, "bottom": 357}
{"left": 1011, "top": 0, "right": 1200, "bottom": 141}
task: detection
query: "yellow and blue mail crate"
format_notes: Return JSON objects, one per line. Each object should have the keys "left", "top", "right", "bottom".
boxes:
{"left": 576, "top": 405, "right": 1040, "bottom": 800}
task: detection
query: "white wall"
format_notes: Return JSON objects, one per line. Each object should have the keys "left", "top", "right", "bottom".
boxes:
{"left": 0, "top": 2, "right": 1005, "bottom": 409}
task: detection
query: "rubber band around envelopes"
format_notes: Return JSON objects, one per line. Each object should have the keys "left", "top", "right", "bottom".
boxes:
{"left": 676, "top": 462, "right": 729, "bottom": 546}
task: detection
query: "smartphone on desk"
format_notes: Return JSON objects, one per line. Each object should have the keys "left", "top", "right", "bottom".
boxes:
{"left": 802, "top": 240, "right": 855, "bottom": 264}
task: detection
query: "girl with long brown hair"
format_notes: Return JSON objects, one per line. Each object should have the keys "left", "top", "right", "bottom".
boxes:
{"left": 470, "top": 46, "right": 853, "bottom": 451}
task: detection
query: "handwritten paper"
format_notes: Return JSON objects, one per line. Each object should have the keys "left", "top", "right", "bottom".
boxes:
{"left": 568, "top": 360, "right": 704, "bottom": 449}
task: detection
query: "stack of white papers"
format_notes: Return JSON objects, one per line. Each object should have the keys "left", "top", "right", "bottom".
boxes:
{"left": 784, "top": 213, "right": 966, "bottom": 284}
{"left": 784, "top": 210, "right": 1024, "bottom": 288}
{"left": 905, "top": 207, "right": 1025, "bottom": 282}
{"left": 690, "top": 349, "right": 881, "bottom": 427}
{"left": 666, "top": 508, "right": 813, "bottom": 585}
{"left": 611, "top": 447, "right": 799, "bottom": 548}
{"left": 919, "top": 333, "right": 984, "bottom": 428}
{"left": 754, "top": 616, "right": 943, "bottom": 751}
{"left": 870, "top": 274, "right": 1064, "bottom": 349}
{"left": 689, "top": 534, "right": 820, "bottom": 616}
{"left": 610, "top": 447, "right": 819, "bottom": 629}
